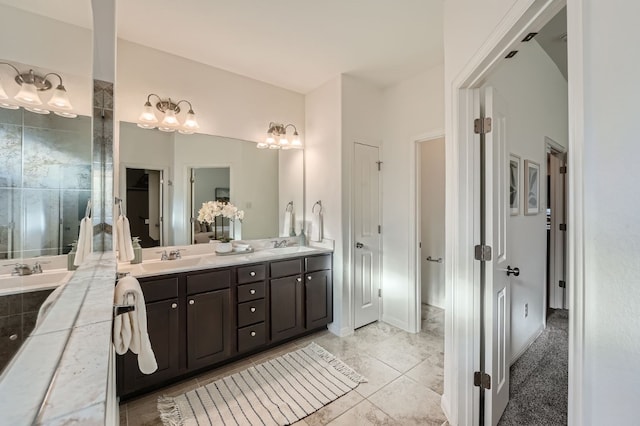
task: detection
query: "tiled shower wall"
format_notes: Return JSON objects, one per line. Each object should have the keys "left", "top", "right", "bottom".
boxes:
{"left": 93, "top": 79, "right": 114, "bottom": 251}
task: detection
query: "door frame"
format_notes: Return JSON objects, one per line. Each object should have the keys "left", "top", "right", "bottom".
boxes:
{"left": 444, "top": 0, "right": 586, "bottom": 425}
{"left": 409, "top": 131, "right": 445, "bottom": 333}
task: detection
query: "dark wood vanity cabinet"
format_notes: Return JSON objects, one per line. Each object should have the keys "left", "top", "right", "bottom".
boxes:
{"left": 117, "top": 253, "right": 332, "bottom": 400}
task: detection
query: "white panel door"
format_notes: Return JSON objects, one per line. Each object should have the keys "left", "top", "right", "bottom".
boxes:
{"left": 483, "top": 87, "right": 511, "bottom": 426}
{"left": 353, "top": 143, "right": 381, "bottom": 329}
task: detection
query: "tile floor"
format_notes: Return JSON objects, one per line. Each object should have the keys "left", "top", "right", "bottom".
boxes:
{"left": 119, "top": 304, "right": 447, "bottom": 426}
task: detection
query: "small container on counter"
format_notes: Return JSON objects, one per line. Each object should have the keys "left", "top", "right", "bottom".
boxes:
{"left": 67, "top": 241, "right": 78, "bottom": 271}
{"left": 131, "top": 237, "right": 142, "bottom": 264}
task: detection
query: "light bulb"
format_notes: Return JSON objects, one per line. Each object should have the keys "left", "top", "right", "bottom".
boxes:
{"left": 15, "top": 82, "right": 42, "bottom": 105}
{"left": 291, "top": 132, "right": 302, "bottom": 147}
{"left": 47, "top": 84, "right": 73, "bottom": 110}
{"left": 180, "top": 109, "right": 199, "bottom": 133}
{"left": 268, "top": 144, "right": 281, "bottom": 150}
{"left": 279, "top": 136, "right": 289, "bottom": 146}
{"left": 161, "top": 108, "right": 179, "bottom": 127}
{"left": 24, "top": 106, "right": 50, "bottom": 115}
{"left": 256, "top": 142, "right": 269, "bottom": 149}
{"left": 266, "top": 134, "right": 275, "bottom": 145}
{"left": 137, "top": 101, "right": 158, "bottom": 129}
{"left": 158, "top": 126, "right": 176, "bottom": 133}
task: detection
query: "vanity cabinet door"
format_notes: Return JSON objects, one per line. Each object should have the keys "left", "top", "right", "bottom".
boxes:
{"left": 305, "top": 270, "right": 333, "bottom": 329}
{"left": 186, "top": 289, "right": 232, "bottom": 371}
{"left": 270, "top": 275, "right": 304, "bottom": 342}
{"left": 119, "top": 298, "right": 180, "bottom": 396}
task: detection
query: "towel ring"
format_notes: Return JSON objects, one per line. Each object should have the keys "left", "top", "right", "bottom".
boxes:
{"left": 285, "top": 201, "right": 294, "bottom": 212}
{"left": 312, "top": 200, "right": 323, "bottom": 214}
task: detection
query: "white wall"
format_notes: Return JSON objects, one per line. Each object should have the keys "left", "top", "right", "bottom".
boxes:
{"left": 581, "top": 1, "right": 640, "bottom": 423}
{"left": 421, "top": 137, "right": 446, "bottom": 308}
{"left": 381, "top": 65, "right": 445, "bottom": 330}
{"left": 116, "top": 40, "right": 304, "bottom": 143}
{"left": 0, "top": 5, "right": 93, "bottom": 116}
{"left": 305, "top": 76, "right": 345, "bottom": 334}
{"left": 483, "top": 40, "right": 568, "bottom": 361}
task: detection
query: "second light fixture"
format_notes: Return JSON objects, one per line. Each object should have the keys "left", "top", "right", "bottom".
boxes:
{"left": 137, "top": 93, "right": 199, "bottom": 134}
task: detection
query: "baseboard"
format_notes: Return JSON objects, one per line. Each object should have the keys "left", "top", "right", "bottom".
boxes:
{"left": 510, "top": 324, "right": 544, "bottom": 365}
{"left": 441, "top": 393, "right": 454, "bottom": 425}
{"left": 381, "top": 314, "right": 410, "bottom": 332}
{"left": 327, "top": 323, "right": 353, "bottom": 337}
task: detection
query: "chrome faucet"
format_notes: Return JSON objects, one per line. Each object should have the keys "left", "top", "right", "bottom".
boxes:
{"left": 168, "top": 249, "right": 182, "bottom": 260}
{"left": 272, "top": 240, "right": 288, "bottom": 248}
{"left": 3, "top": 262, "right": 45, "bottom": 276}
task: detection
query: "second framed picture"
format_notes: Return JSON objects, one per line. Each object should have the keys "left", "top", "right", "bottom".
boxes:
{"left": 509, "top": 154, "right": 520, "bottom": 215}
{"left": 524, "top": 159, "right": 540, "bottom": 215}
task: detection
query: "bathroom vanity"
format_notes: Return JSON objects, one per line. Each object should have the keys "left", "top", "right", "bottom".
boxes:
{"left": 117, "top": 248, "right": 332, "bottom": 399}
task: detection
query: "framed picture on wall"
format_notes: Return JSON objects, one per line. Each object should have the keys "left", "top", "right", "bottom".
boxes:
{"left": 524, "top": 160, "right": 540, "bottom": 215}
{"left": 215, "top": 187, "right": 230, "bottom": 203}
{"left": 509, "top": 154, "right": 520, "bottom": 215}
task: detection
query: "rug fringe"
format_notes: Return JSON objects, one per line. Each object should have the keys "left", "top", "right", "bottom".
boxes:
{"left": 307, "top": 342, "right": 368, "bottom": 383}
{"left": 157, "top": 396, "right": 184, "bottom": 426}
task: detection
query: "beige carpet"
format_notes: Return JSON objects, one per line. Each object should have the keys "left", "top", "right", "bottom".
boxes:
{"left": 158, "top": 343, "right": 367, "bottom": 426}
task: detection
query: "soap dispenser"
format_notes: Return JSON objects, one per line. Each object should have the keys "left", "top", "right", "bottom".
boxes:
{"left": 131, "top": 237, "right": 142, "bottom": 264}
{"left": 299, "top": 229, "right": 306, "bottom": 247}
{"left": 67, "top": 241, "right": 78, "bottom": 271}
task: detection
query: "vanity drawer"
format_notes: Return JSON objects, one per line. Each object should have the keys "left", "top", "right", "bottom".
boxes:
{"left": 237, "top": 299, "right": 265, "bottom": 328}
{"left": 237, "top": 282, "right": 265, "bottom": 303}
{"left": 186, "top": 269, "right": 231, "bottom": 295}
{"left": 138, "top": 276, "right": 179, "bottom": 303}
{"left": 305, "top": 254, "right": 332, "bottom": 272}
{"left": 237, "top": 323, "right": 266, "bottom": 353}
{"left": 237, "top": 264, "right": 266, "bottom": 284}
{"left": 270, "top": 258, "right": 302, "bottom": 278}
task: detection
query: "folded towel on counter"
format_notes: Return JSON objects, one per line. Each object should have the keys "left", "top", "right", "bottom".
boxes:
{"left": 116, "top": 214, "right": 135, "bottom": 262}
{"left": 282, "top": 210, "right": 293, "bottom": 237}
{"left": 113, "top": 275, "right": 157, "bottom": 374}
{"left": 74, "top": 216, "right": 93, "bottom": 266}
{"left": 311, "top": 208, "right": 323, "bottom": 242}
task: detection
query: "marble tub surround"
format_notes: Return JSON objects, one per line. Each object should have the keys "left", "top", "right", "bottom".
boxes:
{"left": 118, "top": 239, "right": 333, "bottom": 278}
{"left": 0, "top": 252, "right": 117, "bottom": 425}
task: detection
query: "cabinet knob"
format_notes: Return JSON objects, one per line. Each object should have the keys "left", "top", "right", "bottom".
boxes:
{"left": 297, "top": 277, "right": 302, "bottom": 282}
{"left": 9, "top": 334, "right": 18, "bottom": 341}
{"left": 307, "top": 276, "right": 312, "bottom": 281}
{"left": 250, "top": 307, "right": 256, "bottom": 313}
{"left": 250, "top": 289, "right": 256, "bottom": 295}
{"left": 250, "top": 331, "right": 256, "bottom": 337}
{"left": 250, "top": 271, "right": 256, "bottom": 277}
{"left": 171, "top": 303, "right": 177, "bottom": 309}
{"left": 189, "top": 300, "right": 195, "bottom": 305}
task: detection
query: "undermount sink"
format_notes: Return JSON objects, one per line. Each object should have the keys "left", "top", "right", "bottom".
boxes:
{"left": 139, "top": 256, "right": 207, "bottom": 273}
{"left": 252, "top": 246, "right": 317, "bottom": 258}
{"left": 0, "top": 270, "right": 73, "bottom": 295}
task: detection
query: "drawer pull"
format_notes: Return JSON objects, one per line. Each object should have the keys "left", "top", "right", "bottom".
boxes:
{"left": 250, "top": 271, "right": 256, "bottom": 277}
{"left": 250, "top": 289, "right": 256, "bottom": 295}
{"left": 171, "top": 303, "right": 177, "bottom": 309}
{"left": 297, "top": 277, "right": 302, "bottom": 282}
{"left": 307, "top": 276, "right": 312, "bottom": 281}
{"left": 9, "top": 334, "right": 18, "bottom": 341}
{"left": 189, "top": 300, "right": 195, "bottom": 305}
{"left": 250, "top": 331, "right": 256, "bottom": 337}
{"left": 250, "top": 307, "right": 256, "bottom": 313}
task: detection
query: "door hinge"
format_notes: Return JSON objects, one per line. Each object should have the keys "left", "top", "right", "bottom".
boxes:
{"left": 559, "top": 280, "right": 566, "bottom": 288}
{"left": 560, "top": 166, "right": 567, "bottom": 174}
{"left": 376, "top": 161, "right": 382, "bottom": 171}
{"left": 559, "top": 223, "right": 567, "bottom": 231}
{"left": 419, "top": 242, "right": 422, "bottom": 248}
{"left": 474, "top": 245, "right": 492, "bottom": 262}
{"left": 378, "top": 225, "right": 381, "bottom": 234}
{"left": 474, "top": 117, "right": 492, "bottom": 134}
{"left": 378, "top": 288, "right": 382, "bottom": 298}
{"left": 474, "top": 371, "right": 492, "bottom": 390}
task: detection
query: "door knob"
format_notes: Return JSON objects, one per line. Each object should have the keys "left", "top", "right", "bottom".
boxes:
{"left": 189, "top": 300, "right": 195, "bottom": 305}
{"left": 356, "top": 242, "right": 364, "bottom": 249}
{"left": 498, "top": 266, "right": 520, "bottom": 277}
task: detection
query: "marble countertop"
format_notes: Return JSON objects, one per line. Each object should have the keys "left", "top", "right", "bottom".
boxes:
{"left": 118, "top": 244, "right": 333, "bottom": 278}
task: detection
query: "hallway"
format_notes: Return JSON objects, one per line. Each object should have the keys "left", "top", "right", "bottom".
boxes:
{"left": 498, "top": 309, "right": 568, "bottom": 425}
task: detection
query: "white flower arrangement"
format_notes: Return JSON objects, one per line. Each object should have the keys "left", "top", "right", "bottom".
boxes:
{"left": 197, "top": 200, "right": 244, "bottom": 242}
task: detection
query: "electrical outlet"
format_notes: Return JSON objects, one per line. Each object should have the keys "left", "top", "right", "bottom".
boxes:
{"left": 524, "top": 303, "right": 529, "bottom": 318}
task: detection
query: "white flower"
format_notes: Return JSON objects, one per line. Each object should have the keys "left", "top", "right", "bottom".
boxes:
{"left": 197, "top": 200, "right": 245, "bottom": 224}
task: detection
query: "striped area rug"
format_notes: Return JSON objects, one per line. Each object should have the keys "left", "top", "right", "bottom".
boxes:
{"left": 158, "top": 343, "right": 367, "bottom": 426}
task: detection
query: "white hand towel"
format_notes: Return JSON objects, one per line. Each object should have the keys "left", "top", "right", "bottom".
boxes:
{"left": 74, "top": 216, "right": 93, "bottom": 266}
{"left": 116, "top": 215, "right": 135, "bottom": 262}
{"left": 282, "top": 210, "right": 293, "bottom": 237}
{"left": 311, "top": 209, "right": 323, "bottom": 242}
{"left": 113, "top": 276, "right": 158, "bottom": 374}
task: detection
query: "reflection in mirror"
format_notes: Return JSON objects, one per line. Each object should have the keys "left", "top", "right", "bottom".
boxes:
{"left": 191, "top": 167, "right": 231, "bottom": 243}
{"left": 125, "top": 168, "right": 163, "bottom": 248}
{"left": 0, "top": 108, "right": 92, "bottom": 259}
{"left": 119, "top": 122, "right": 304, "bottom": 247}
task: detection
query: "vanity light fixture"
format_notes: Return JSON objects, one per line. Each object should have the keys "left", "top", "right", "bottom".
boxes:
{"left": 137, "top": 93, "right": 200, "bottom": 134}
{"left": 0, "top": 62, "right": 76, "bottom": 117}
{"left": 258, "top": 122, "right": 302, "bottom": 149}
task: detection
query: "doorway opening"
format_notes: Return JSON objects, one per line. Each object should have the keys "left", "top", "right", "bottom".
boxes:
{"left": 125, "top": 168, "right": 163, "bottom": 248}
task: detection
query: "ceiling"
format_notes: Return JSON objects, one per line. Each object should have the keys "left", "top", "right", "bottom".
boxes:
{"left": 1, "top": 0, "right": 444, "bottom": 94}
{"left": 536, "top": 7, "right": 567, "bottom": 80}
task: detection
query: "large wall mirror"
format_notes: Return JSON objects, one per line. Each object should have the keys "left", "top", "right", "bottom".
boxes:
{"left": 0, "top": 2, "right": 93, "bottom": 372}
{"left": 119, "top": 122, "right": 304, "bottom": 247}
